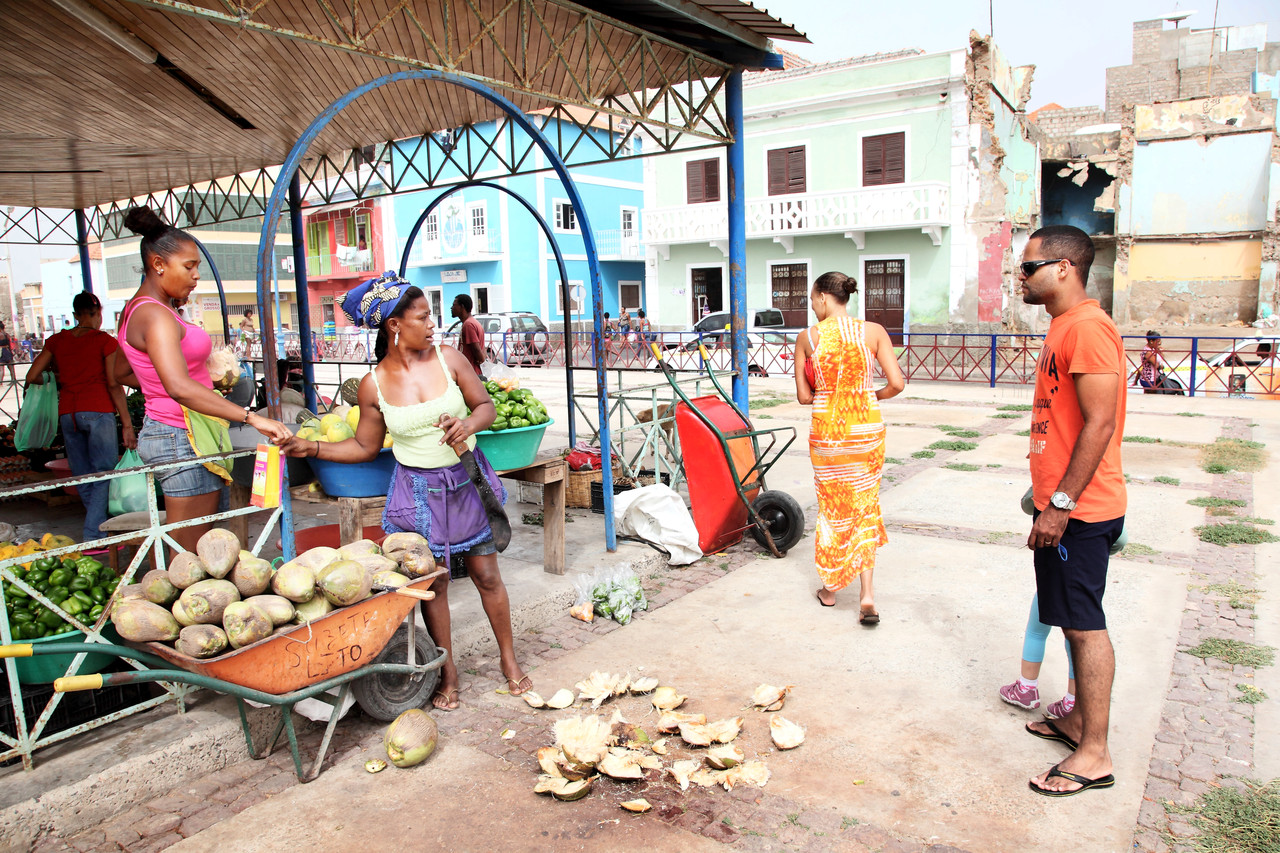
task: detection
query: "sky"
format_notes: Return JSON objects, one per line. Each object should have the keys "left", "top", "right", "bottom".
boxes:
{"left": 752, "top": 0, "right": 1280, "bottom": 110}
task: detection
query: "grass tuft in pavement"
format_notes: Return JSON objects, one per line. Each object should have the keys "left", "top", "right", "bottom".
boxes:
{"left": 912, "top": 450, "right": 936, "bottom": 459}
{"left": 928, "top": 440, "right": 978, "bottom": 452}
{"left": 1196, "top": 524, "right": 1280, "bottom": 546}
{"left": 1182, "top": 638, "right": 1276, "bottom": 668}
{"left": 1154, "top": 476, "right": 1181, "bottom": 485}
{"left": 944, "top": 462, "right": 981, "bottom": 472}
{"left": 1120, "top": 543, "right": 1158, "bottom": 557}
{"left": 884, "top": 457, "right": 903, "bottom": 465}
{"left": 1203, "top": 581, "right": 1262, "bottom": 610}
{"left": 939, "top": 428, "right": 981, "bottom": 438}
{"left": 1015, "top": 429, "right": 1030, "bottom": 437}
{"left": 1175, "top": 411, "right": 1205, "bottom": 417}
{"left": 750, "top": 396, "right": 791, "bottom": 410}
{"left": 1189, "top": 497, "right": 1247, "bottom": 508}
{"left": 1201, "top": 438, "right": 1268, "bottom": 475}
{"left": 997, "top": 403, "right": 1033, "bottom": 411}
{"left": 990, "top": 412, "right": 1023, "bottom": 419}
{"left": 1166, "top": 778, "right": 1280, "bottom": 853}
{"left": 1124, "top": 435, "right": 1162, "bottom": 443}
{"left": 1236, "top": 684, "right": 1268, "bottom": 705}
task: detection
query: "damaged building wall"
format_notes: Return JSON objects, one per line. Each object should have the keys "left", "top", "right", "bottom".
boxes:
{"left": 1257, "top": 71, "right": 1280, "bottom": 323}
{"left": 1112, "top": 95, "right": 1277, "bottom": 324}
{"left": 958, "top": 31, "right": 1039, "bottom": 333}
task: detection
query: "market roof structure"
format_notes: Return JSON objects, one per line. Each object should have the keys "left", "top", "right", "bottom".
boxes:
{"left": 1, "top": 0, "right": 806, "bottom": 225}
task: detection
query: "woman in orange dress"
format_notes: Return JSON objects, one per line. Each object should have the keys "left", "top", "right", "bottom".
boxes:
{"left": 794, "top": 272, "right": 905, "bottom": 622}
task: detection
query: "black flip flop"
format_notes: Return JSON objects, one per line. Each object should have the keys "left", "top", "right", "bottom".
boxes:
{"left": 1029, "top": 763, "right": 1115, "bottom": 797}
{"left": 859, "top": 609, "right": 879, "bottom": 625}
{"left": 1025, "top": 719, "right": 1079, "bottom": 751}
{"left": 815, "top": 590, "right": 835, "bottom": 607}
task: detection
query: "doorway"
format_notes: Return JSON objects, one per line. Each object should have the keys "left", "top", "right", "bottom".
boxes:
{"left": 425, "top": 287, "right": 444, "bottom": 330}
{"left": 690, "top": 267, "right": 723, "bottom": 320}
{"left": 472, "top": 285, "right": 490, "bottom": 314}
{"left": 769, "top": 262, "right": 809, "bottom": 326}
{"left": 863, "top": 259, "right": 905, "bottom": 345}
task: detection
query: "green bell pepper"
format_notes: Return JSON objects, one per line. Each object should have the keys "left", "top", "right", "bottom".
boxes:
{"left": 62, "top": 597, "right": 86, "bottom": 616}
{"left": 38, "top": 609, "right": 63, "bottom": 629}
{"left": 89, "top": 586, "right": 109, "bottom": 605}
{"left": 32, "top": 557, "right": 59, "bottom": 574}
{"left": 490, "top": 418, "right": 509, "bottom": 432}
{"left": 72, "top": 590, "right": 93, "bottom": 608}
{"left": 24, "top": 569, "right": 48, "bottom": 587}
{"left": 48, "top": 586, "right": 70, "bottom": 606}
{"left": 48, "top": 568, "right": 73, "bottom": 589}
{"left": 89, "top": 604, "right": 105, "bottom": 621}
{"left": 70, "top": 576, "right": 93, "bottom": 592}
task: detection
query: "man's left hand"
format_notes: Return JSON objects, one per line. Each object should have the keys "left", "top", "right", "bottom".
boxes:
{"left": 1027, "top": 506, "right": 1070, "bottom": 551}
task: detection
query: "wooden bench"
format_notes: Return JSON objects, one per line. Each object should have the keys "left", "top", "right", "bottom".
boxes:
{"left": 287, "top": 455, "right": 567, "bottom": 574}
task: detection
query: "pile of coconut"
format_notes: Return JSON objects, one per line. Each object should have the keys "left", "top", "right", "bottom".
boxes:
{"left": 525, "top": 672, "right": 804, "bottom": 809}
{"left": 110, "top": 529, "right": 438, "bottom": 657}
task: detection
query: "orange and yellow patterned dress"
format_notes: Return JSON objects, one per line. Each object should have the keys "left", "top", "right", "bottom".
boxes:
{"left": 808, "top": 316, "right": 887, "bottom": 590}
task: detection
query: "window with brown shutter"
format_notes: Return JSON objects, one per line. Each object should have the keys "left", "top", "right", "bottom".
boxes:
{"left": 862, "top": 132, "right": 906, "bottom": 186}
{"left": 686, "top": 158, "right": 720, "bottom": 204}
{"left": 767, "top": 146, "right": 806, "bottom": 195}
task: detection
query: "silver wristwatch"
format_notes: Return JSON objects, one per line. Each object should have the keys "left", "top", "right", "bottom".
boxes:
{"left": 1049, "top": 491, "right": 1076, "bottom": 511}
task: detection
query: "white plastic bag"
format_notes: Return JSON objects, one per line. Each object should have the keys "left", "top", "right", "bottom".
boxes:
{"left": 613, "top": 484, "right": 703, "bottom": 566}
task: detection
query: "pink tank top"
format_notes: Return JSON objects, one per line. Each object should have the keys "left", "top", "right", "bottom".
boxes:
{"left": 118, "top": 296, "right": 214, "bottom": 429}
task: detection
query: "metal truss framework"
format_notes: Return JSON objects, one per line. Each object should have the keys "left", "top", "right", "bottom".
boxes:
{"left": 2, "top": 94, "right": 727, "bottom": 246}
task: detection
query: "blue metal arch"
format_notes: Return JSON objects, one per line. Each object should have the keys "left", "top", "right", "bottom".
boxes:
{"left": 255, "top": 69, "right": 617, "bottom": 556}
{"left": 396, "top": 179, "right": 578, "bottom": 446}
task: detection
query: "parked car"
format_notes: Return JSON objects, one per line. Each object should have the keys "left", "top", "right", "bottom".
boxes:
{"left": 442, "top": 311, "right": 550, "bottom": 365}
{"left": 1150, "top": 336, "right": 1280, "bottom": 398}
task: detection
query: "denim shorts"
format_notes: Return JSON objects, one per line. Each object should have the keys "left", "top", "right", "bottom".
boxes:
{"left": 136, "top": 417, "right": 227, "bottom": 498}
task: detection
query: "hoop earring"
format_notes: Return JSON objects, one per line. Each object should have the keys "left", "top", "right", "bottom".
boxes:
{"left": 394, "top": 331, "right": 399, "bottom": 347}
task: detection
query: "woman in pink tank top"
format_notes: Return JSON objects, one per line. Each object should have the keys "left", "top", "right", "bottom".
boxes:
{"left": 117, "top": 207, "right": 291, "bottom": 552}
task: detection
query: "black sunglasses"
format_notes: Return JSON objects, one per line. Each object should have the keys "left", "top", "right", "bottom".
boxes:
{"left": 1019, "top": 258, "right": 1072, "bottom": 278}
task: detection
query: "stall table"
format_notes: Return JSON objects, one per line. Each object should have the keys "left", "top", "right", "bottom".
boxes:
{"left": 289, "top": 455, "right": 566, "bottom": 574}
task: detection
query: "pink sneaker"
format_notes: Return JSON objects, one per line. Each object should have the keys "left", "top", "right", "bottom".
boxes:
{"left": 998, "top": 681, "right": 1040, "bottom": 710}
{"left": 1044, "top": 696, "right": 1075, "bottom": 719}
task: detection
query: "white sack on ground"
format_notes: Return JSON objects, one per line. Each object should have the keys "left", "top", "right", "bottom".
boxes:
{"left": 614, "top": 484, "right": 703, "bottom": 565}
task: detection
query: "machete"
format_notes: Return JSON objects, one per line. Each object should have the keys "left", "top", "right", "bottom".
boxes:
{"left": 451, "top": 441, "right": 511, "bottom": 552}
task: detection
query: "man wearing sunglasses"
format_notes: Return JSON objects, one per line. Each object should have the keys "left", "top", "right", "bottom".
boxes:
{"left": 1018, "top": 225, "right": 1127, "bottom": 798}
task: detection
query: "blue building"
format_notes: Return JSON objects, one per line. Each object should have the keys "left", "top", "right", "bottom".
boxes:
{"left": 388, "top": 120, "right": 646, "bottom": 332}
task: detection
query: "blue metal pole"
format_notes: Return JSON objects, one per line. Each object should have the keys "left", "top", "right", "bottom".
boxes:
{"left": 1189, "top": 337, "right": 1198, "bottom": 399}
{"left": 989, "top": 335, "right": 997, "bottom": 388}
{"left": 726, "top": 69, "right": 749, "bottom": 411}
{"left": 75, "top": 210, "right": 93, "bottom": 295}
{"left": 253, "top": 70, "right": 615, "bottom": 549}
{"left": 289, "top": 175, "right": 319, "bottom": 415}
{"left": 190, "top": 239, "right": 230, "bottom": 345}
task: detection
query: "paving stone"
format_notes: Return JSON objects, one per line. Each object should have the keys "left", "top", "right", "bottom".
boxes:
{"left": 128, "top": 832, "right": 183, "bottom": 853}
{"left": 254, "top": 771, "right": 299, "bottom": 797}
{"left": 132, "top": 811, "right": 182, "bottom": 838}
{"left": 102, "top": 821, "right": 142, "bottom": 848}
{"left": 703, "top": 819, "right": 741, "bottom": 843}
{"left": 178, "top": 804, "right": 238, "bottom": 837}
{"left": 1137, "top": 799, "right": 1167, "bottom": 830}
{"left": 65, "top": 830, "right": 105, "bottom": 852}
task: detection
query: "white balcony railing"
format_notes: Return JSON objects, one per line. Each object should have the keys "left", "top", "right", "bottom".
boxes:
{"left": 306, "top": 248, "right": 374, "bottom": 278}
{"left": 403, "top": 232, "right": 503, "bottom": 266}
{"left": 594, "top": 228, "right": 643, "bottom": 260}
{"left": 643, "top": 183, "right": 950, "bottom": 246}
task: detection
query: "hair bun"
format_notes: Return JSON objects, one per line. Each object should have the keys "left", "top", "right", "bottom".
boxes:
{"left": 123, "top": 206, "right": 168, "bottom": 239}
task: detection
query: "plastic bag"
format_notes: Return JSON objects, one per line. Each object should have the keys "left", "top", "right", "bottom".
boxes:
{"left": 481, "top": 361, "right": 520, "bottom": 390}
{"left": 108, "top": 449, "right": 150, "bottom": 517}
{"left": 14, "top": 372, "right": 59, "bottom": 453}
{"left": 571, "top": 565, "right": 648, "bottom": 625}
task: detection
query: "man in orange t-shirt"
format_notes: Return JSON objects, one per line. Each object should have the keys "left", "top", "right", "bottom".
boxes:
{"left": 1019, "top": 225, "right": 1126, "bottom": 799}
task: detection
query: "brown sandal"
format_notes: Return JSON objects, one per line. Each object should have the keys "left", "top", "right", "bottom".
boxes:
{"left": 506, "top": 675, "right": 533, "bottom": 696}
{"left": 431, "top": 688, "right": 459, "bottom": 711}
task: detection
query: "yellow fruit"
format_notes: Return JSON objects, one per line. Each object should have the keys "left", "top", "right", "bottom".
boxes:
{"left": 296, "top": 427, "right": 315, "bottom": 441}
{"left": 318, "top": 413, "right": 342, "bottom": 434}
{"left": 383, "top": 433, "right": 393, "bottom": 448}
{"left": 345, "top": 406, "right": 360, "bottom": 431}
{"left": 325, "top": 422, "right": 354, "bottom": 442}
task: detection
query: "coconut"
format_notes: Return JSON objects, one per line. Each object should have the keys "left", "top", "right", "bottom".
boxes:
{"left": 171, "top": 598, "right": 197, "bottom": 627}
{"left": 384, "top": 709, "right": 438, "bottom": 768}
{"left": 371, "top": 570, "right": 412, "bottom": 589}
{"left": 545, "top": 689, "right": 576, "bottom": 710}
{"left": 769, "top": 715, "right": 805, "bottom": 750}
{"left": 294, "top": 546, "right": 339, "bottom": 574}
{"left": 349, "top": 553, "right": 398, "bottom": 581}
{"left": 522, "top": 692, "right": 546, "bottom": 709}
{"left": 651, "top": 739, "right": 668, "bottom": 756}
{"left": 400, "top": 544, "right": 437, "bottom": 577}
{"left": 245, "top": 594, "right": 295, "bottom": 626}
{"left": 381, "top": 532, "right": 426, "bottom": 562}
{"left": 167, "top": 552, "right": 209, "bottom": 589}
{"left": 195, "top": 529, "right": 240, "bottom": 579}
{"left": 620, "top": 799, "right": 652, "bottom": 813}
{"left": 365, "top": 759, "right": 387, "bottom": 773}
{"left": 223, "top": 601, "right": 273, "bottom": 649}
{"left": 206, "top": 348, "right": 240, "bottom": 389}
{"left": 550, "top": 779, "right": 592, "bottom": 801}
{"left": 292, "top": 595, "right": 334, "bottom": 624}
{"left": 706, "top": 717, "right": 743, "bottom": 743}
{"left": 231, "top": 551, "right": 273, "bottom": 598}
{"left": 751, "top": 683, "right": 793, "bottom": 712}
{"left": 650, "top": 687, "right": 686, "bottom": 710}
{"left": 597, "top": 752, "right": 644, "bottom": 780}
{"left": 177, "top": 579, "right": 240, "bottom": 625}
{"left": 175, "top": 624, "right": 229, "bottom": 658}
{"left": 337, "top": 539, "right": 382, "bottom": 559}
{"left": 678, "top": 723, "right": 713, "bottom": 747}
{"left": 629, "top": 676, "right": 659, "bottom": 694}
{"left": 656, "top": 711, "right": 706, "bottom": 733}
{"left": 575, "top": 671, "right": 623, "bottom": 708}
{"left": 668, "top": 759, "right": 699, "bottom": 791}
{"left": 271, "top": 559, "right": 316, "bottom": 603}
{"left": 111, "top": 599, "right": 181, "bottom": 642}
{"left": 553, "top": 715, "right": 611, "bottom": 768}
{"left": 318, "top": 559, "right": 371, "bottom": 606}
{"left": 705, "top": 744, "right": 744, "bottom": 770}
{"left": 534, "top": 775, "right": 568, "bottom": 795}
{"left": 729, "top": 759, "right": 771, "bottom": 788}
{"left": 536, "top": 747, "right": 564, "bottom": 777}
{"left": 690, "top": 768, "right": 723, "bottom": 788}
{"left": 140, "top": 570, "right": 180, "bottom": 607}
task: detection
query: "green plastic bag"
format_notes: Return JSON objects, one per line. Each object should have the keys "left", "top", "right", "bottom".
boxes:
{"left": 108, "top": 449, "right": 149, "bottom": 517}
{"left": 14, "top": 372, "right": 58, "bottom": 453}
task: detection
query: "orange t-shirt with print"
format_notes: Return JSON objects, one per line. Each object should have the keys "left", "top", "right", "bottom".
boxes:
{"left": 1030, "top": 299, "right": 1127, "bottom": 522}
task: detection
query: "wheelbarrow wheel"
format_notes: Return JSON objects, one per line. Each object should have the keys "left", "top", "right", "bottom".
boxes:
{"left": 352, "top": 624, "right": 441, "bottom": 721}
{"left": 750, "top": 490, "right": 804, "bottom": 554}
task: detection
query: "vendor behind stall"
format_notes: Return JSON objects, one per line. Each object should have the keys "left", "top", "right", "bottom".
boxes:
{"left": 280, "top": 272, "right": 531, "bottom": 713}
{"left": 117, "top": 207, "right": 292, "bottom": 552}
{"left": 25, "top": 292, "right": 134, "bottom": 542}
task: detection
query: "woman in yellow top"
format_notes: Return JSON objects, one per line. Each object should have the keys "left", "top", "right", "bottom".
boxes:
{"left": 794, "top": 272, "right": 904, "bottom": 622}
{"left": 281, "top": 273, "right": 529, "bottom": 712}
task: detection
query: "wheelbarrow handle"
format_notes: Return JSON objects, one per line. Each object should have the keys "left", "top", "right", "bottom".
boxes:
{"left": 390, "top": 587, "right": 436, "bottom": 602}
{"left": 55, "top": 674, "right": 104, "bottom": 693}
{"left": 649, "top": 342, "right": 664, "bottom": 361}
{"left": 0, "top": 644, "right": 34, "bottom": 658}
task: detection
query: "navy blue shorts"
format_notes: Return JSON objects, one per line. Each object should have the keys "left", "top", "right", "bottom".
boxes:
{"left": 1032, "top": 511, "right": 1125, "bottom": 631}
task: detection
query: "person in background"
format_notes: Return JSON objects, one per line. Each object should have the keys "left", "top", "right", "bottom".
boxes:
{"left": 1019, "top": 224, "right": 1126, "bottom": 797}
{"left": 0, "top": 321, "right": 15, "bottom": 386}
{"left": 999, "top": 593, "right": 1077, "bottom": 719}
{"left": 117, "top": 207, "right": 291, "bottom": 552}
{"left": 24, "top": 292, "right": 135, "bottom": 542}
{"left": 451, "top": 294, "right": 486, "bottom": 376}
{"left": 1137, "top": 331, "right": 1166, "bottom": 393}
{"left": 794, "top": 271, "right": 905, "bottom": 622}
{"left": 238, "top": 307, "right": 256, "bottom": 341}
{"left": 281, "top": 275, "right": 530, "bottom": 711}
